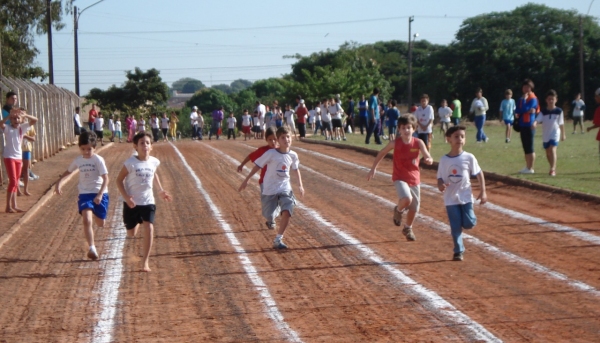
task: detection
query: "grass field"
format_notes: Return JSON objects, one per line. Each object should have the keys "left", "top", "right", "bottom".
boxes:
{"left": 305, "top": 121, "right": 600, "bottom": 196}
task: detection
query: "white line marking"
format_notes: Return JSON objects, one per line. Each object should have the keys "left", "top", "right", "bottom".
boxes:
{"left": 211, "top": 144, "right": 502, "bottom": 343}
{"left": 294, "top": 146, "right": 600, "bottom": 246}
{"left": 91, "top": 201, "right": 126, "bottom": 343}
{"left": 170, "top": 143, "right": 303, "bottom": 343}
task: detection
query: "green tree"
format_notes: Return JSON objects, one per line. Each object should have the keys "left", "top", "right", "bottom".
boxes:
{"left": 186, "top": 88, "right": 236, "bottom": 115}
{"left": 0, "top": 0, "right": 69, "bottom": 79}
{"left": 230, "top": 79, "right": 253, "bottom": 93}
{"left": 212, "top": 84, "right": 233, "bottom": 94}
{"left": 172, "top": 77, "right": 205, "bottom": 93}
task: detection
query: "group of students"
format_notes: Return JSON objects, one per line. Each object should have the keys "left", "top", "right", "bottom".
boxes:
{"left": 55, "top": 130, "right": 171, "bottom": 272}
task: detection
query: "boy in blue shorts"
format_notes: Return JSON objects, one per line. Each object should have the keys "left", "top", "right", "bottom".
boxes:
{"left": 537, "top": 90, "right": 565, "bottom": 176}
{"left": 437, "top": 125, "right": 487, "bottom": 261}
{"left": 116, "top": 131, "right": 172, "bottom": 272}
{"left": 499, "top": 89, "right": 516, "bottom": 143}
{"left": 239, "top": 126, "right": 304, "bottom": 249}
{"left": 55, "top": 131, "right": 108, "bottom": 261}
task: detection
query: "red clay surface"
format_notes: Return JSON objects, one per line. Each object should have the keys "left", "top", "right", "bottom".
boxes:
{"left": 0, "top": 138, "right": 599, "bottom": 342}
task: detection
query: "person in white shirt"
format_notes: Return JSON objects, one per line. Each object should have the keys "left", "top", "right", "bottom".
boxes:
{"left": 55, "top": 130, "right": 107, "bottom": 261}
{"left": 160, "top": 113, "right": 170, "bottom": 142}
{"left": 190, "top": 107, "right": 199, "bottom": 140}
{"left": 469, "top": 88, "right": 490, "bottom": 143}
{"left": 256, "top": 100, "right": 266, "bottom": 139}
{"left": 320, "top": 99, "right": 332, "bottom": 140}
{"left": 115, "top": 116, "right": 123, "bottom": 143}
{"left": 438, "top": 99, "right": 452, "bottom": 136}
{"left": 571, "top": 93, "right": 585, "bottom": 134}
{"left": 241, "top": 109, "right": 252, "bottom": 140}
{"left": 197, "top": 111, "right": 204, "bottom": 140}
{"left": 95, "top": 112, "right": 105, "bottom": 146}
{"left": 312, "top": 101, "right": 323, "bottom": 135}
{"left": 74, "top": 106, "right": 83, "bottom": 139}
{"left": 537, "top": 90, "right": 566, "bottom": 176}
{"left": 308, "top": 108, "right": 316, "bottom": 132}
{"left": 414, "top": 94, "right": 434, "bottom": 150}
{"left": 329, "top": 98, "right": 346, "bottom": 141}
{"left": 108, "top": 115, "right": 115, "bottom": 142}
{"left": 284, "top": 104, "right": 297, "bottom": 139}
{"left": 226, "top": 112, "right": 237, "bottom": 140}
{"left": 116, "top": 131, "right": 172, "bottom": 272}
{"left": 149, "top": 113, "right": 160, "bottom": 143}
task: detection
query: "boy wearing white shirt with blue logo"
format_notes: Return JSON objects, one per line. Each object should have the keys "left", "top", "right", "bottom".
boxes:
{"left": 437, "top": 125, "right": 487, "bottom": 261}
{"left": 537, "top": 90, "right": 566, "bottom": 176}
{"left": 239, "top": 126, "right": 304, "bottom": 249}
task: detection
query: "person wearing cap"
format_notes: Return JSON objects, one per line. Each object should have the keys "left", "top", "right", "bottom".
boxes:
{"left": 586, "top": 87, "right": 600, "bottom": 160}
{"left": 295, "top": 100, "right": 309, "bottom": 139}
{"left": 515, "top": 78, "right": 540, "bottom": 174}
{"left": 190, "top": 106, "right": 199, "bottom": 140}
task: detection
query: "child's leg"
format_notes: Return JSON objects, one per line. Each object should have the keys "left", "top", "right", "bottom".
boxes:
{"left": 141, "top": 221, "right": 154, "bottom": 272}
{"left": 22, "top": 158, "right": 30, "bottom": 195}
{"left": 278, "top": 211, "right": 290, "bottom": 236}
{"left": 446, "top": 205, "right": 465, "bottom": 254}
{"left": 460, "top": 202, "right": 477, "bottom": 230}
{"left": 82, "top": 209, "right": 96, "bottom": 247}
{"left": 547, "top": 145, "right": 557, "bottom": 172}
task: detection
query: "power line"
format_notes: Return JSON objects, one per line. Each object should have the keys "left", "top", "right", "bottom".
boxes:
{"left": 53, "top": 63, "right": 292, "bottom": 72}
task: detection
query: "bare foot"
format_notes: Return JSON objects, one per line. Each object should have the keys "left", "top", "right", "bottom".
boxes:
{"left": 24, "top": 191, "right": 31, "bottom": 196}
{"left": 17, "top": 192, "right": 22, "bottom": 196}
{"left": 142, "top": 264, "right": 151, "bottom": 272}
{"left": 14, "top": 208, "right": 25, "bottom": 213}
{"left": 6, "top": 208, "right": 15, "bottom": 213}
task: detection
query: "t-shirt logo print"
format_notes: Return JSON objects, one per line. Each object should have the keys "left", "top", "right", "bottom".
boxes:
{"left": 448, "top": 164, "right": 462, "bottom": 184}
{"left": 276, "top": 162, "right": 289, "bottom": 177}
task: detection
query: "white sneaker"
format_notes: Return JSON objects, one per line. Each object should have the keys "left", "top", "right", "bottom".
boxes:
{"left": 18, "top": 180, "right": 24, "bottom": 187}
{"left": 519, "top": 168, "right": 534, "bottom": 174}
{"left": 87, "top": 247, "right": 99, "bottom": 260}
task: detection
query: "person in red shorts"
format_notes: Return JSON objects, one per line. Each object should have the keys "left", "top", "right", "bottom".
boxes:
{"left": 237, "top": 127, "right": 279, "bottom": 229}
{"left": 586, "top": 87, "right": 600, "bottom": 161}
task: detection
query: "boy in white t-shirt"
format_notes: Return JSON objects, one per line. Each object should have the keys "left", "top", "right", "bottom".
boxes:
{"left": 437, "top": 99, "right": 452, "bottom": 136}
{"left": 241, "top": 109, "right": 252, "bottom": 141}
{"left": 114, "top": 116, "right": 122, "bottom": 143}
{"left": 571, "top": 93, "right": 585, "bottom": 134}
{"left": 108, "top": 115, "right": 115, "bottom": 143}
{"left": 537, "top": 90, "right": 566, "bottom": 176}
{"left": 414, "top": 94, "right": 434, "bottom": 150}
{"left": 226, "top": 112, "right": 237, "bottom": 140}
{"left": 55, "top": 131, "right": 108, "bottom": 261}
{"left": 95, "top": 112, "right": 105, "bottom": 146}
{"left": 116, "top": 132, "right": 172, "bottom": 272}
{"left": 437, "top": 125, "right": 487, "bottom": 261}
{"left": 239, "top": 126, "right": 304, "bottom": 249}
{"left": 160, "top": 113, "right": 170, "bottom": 142}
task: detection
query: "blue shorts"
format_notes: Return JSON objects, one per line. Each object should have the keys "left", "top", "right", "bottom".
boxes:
{"left": 543, "top": 140, "right": 558, "bottom": 149}
{"left": 504, "top": 119, "right": 514, "bottom": 125}
{"left": 78, "top": 193, "right": 109, "bottom": 219}
{"left": 22, "top": 151, "right": 31, "bottom": 160}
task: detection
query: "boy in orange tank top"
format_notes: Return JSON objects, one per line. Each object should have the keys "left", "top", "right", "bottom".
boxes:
{"left": 367, "top": 114, "right": 433, "bottom": 241}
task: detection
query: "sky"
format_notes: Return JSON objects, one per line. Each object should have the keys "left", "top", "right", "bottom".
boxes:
{"left": 32, "top": 0, "right": 599, "bottom": 96}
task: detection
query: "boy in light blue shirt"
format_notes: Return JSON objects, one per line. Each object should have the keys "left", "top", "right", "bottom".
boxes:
{"left": 499, "top": 89, "right": 516, "bottom": 143}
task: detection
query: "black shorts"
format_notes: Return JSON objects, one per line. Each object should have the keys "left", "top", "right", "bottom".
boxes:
{"left": 417, "top": 133, "right": 429, "bottom": 147}
{"left": 332, "top": 119, "right": 343, "bottom": 128}
{"left": 123, "top": 203, "right": 156, "bottom": 230}
{"left": 95, "top": 130, "right": 104, "bottom": 139}
{"left": 520, "top": 127, "right": 536, "bottom": 154}
{"left": 322, "top": 121, "right": 332, "bottom": 132}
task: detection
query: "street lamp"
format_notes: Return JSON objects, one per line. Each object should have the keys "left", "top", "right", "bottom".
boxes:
{"left": 74, "top": 0, "right": 105, "bottom": 96}
{"left": 407, "top": 29, "right": 418, "bottom": 107}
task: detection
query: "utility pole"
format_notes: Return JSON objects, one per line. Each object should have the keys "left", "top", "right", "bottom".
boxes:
{"left": 579, "top": 15, "right": 585, "bottom": 102}
{"left": 407, "top": 16, "right": 414, "bottom": 107}
{"left": 47, "top": 0, "right": 54, "bottom": 84}
{"left": 74, "top": 6, "right": 80, "bottom": 95}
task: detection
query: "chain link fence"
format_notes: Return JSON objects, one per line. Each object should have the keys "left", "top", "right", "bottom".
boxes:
{"left": 0, "top": 77, "right": 80, "bottom": 162}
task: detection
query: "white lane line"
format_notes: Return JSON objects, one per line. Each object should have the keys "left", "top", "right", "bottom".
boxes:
{"left": 297, "top": 163, "right": 600, "bottom": 298}
{"left": 170, "top": 143, "right": 303, "bottom": 343}
{"left": 294, "top": 146, "right": 600, "bottom": 245}
{"left": 211, "top": 144, "right": 502, "bottom": 343}
{"left": 91, "top": 201, "right": 126, "bottom": 343}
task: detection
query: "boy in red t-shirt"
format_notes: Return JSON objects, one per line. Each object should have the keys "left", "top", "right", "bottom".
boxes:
{"left": 237, "top": 127, "right": 279, "bottom": 229}
{"left": 367, "top": 114, "right": 433, "bottom": 241}
{"left": 586, "top": 88, "right": 600, "bottom": 161}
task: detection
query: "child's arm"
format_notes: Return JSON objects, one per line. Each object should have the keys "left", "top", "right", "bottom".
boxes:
{"left": 0, "top": 114, "right": 10, "bottom": 130}
{"left": 293, "top": 169, "right": 304, "bottom": 197}
{"left": 437, "top": 178, "right": 447, "bottom": 192}
{"left": 560, "top": 123, "right": 566, "bottom": 141}
{"left": 587, "top": 124, "right": 599, "bottom": 132}
{"left": 417, "top": 139, "right": 433, "bottom": 165}
{"left": 237, "top": 153, "right": 252, "bottom": 172}
{"left": 238, "top": 165, "right": 261, "bottom": 192}
{"left": 476, "top": 171, "right": 487, "bottom": 204}
{"left": 116, "top": 166, "right": 136, "bottom": 208}
{"left": 153, "top": 172, "right": 172, "bottom": 201}
{"left": 367, "top": 141, "right": 394, "bottom": 180}
{"left": 23, "top": 135, "right": 35, "bottom": 142}
{"left": 94, "top": 174, "right": 109, "bottom": 205}
{"left": 23, "top": 114, "right": 38, "bottom": 126}
{"left": 54, "top": 170, "right": 73, "bottom": 195}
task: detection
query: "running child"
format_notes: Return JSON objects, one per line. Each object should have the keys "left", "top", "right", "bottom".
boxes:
{"left": 227, "top": 112, "right": 237, "bottom": 140}
{"left": 238, "top": 126, "right": 304, "bottom": 249}
{"left": 108, "top": 115, "right": 115, "bottom": 142}
{"left": 115, "top": 116, "right": 122, "bottom": 143}
{"left": 2, "top": 109, "right": 37, "bottom": 212}
{"left": 414, "top": 94, "right": 434, "bottom": 150}
{"left": 19, "top": 122, "right": 36, "bottom": 196}
{"left": 572, "top": 93, "right": 586, "bottom": 134}
{"left": 149, "top": 113, "right": 160, "bottom": 143}
{"left": 438, "top": 99, "right": 452, "bottom": 137}
{"left": 116, "top": 131, "right": 172, "bottom": 272}
{"left": 241, "top": 109, "right": 252, "bottom": 140}
{"left": 537, "top": 90, "right": 565, "bottom": 176}
{"left": 160, "top": 113, "right": 169, "bottom": 142}
{"left": 437, "top": 125, "right": 487, "bottom": 261}
{"left": 55, "top": 131, "right": 107, "bottom": 260}
{"left": 95, "top": 112, "right": 105, "bottom": 146}
{"left": 169, "top": 111, "right": 179, "bottom": 141}
{"left": 237, "top": 126, "right": 279, "bottom": 229}
{"left": 500, "top": 89, "right": 516, "bottom": 143}
{"left": 367, "top": 114, "right": 433, "bottom": 241}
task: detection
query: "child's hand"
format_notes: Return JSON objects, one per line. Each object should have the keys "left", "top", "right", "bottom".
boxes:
{"left": 477, "top": 191, "right": 487, "bottom": 205}
{"left": 238, "top": 180, "right": 248, "bottom": 192}
{"left": 423, "top": 157, "right": 433, "bottom": 165}
{"left": 437, "top": 179, "right": 447, "bottom": 192}
{"left": 94, "top": 194, "right": 103, "bottom": 205}
{"left": 237, "top": 164, "right": 244, "bottom": 173}
{"left": 298, "top": 186, "right": 305, "bottom": 197}
{"left": 159, "top": 190, "right": 172, "bottom": 202}
{"left": 126, "top": 196, "right": 136, "bottom": 208}
{"left": 366, "top": 168, "right": 376, "bottom": 181}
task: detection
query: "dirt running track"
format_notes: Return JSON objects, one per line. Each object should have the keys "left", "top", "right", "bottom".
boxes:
{"left": 0, "top": 139, "right": 599, "bottom": 342}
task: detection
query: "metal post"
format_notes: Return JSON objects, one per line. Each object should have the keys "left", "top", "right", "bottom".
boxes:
{"left": 74, "top": 6, "right": 79, "bottom": 96}
{"left": 579, "top": 15, "right": 585, "bottom": 102}
{"left": 408, "top": 16, "right": 414, "bottom": 107}
{"left": 46, "top": 0, "right": 54, "bottom": 84}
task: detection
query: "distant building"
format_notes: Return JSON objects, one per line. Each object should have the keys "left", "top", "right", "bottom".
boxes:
{"left": 168, "top": 90, "right": 194, "bottom": 109}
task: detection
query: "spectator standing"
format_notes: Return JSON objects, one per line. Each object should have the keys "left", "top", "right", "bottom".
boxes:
{"left": 347, "top": 96, "right": 355, "bottom": 133}
{"left": 149, "top": 113, "right": 160, "bottom": 143}
{"left": 572, "top": 93, "right": 586, "bottom": 134}
{"left": 450, "top": 93, "right": 462, "bottom": 126}
{"left": 169, "top": 111, "right": 179, "bottom": 141}
{"left": 74, "top": 106, "right": 83, "bottom": 139}
{"left": 197, "top": 111, "right": 205, "bottom": 140}
{"left": 414, "top": 94, "right": 434, "bottom": 150}
{"left": 386, "top": 100, "right": 400, "bottom": 141}
{"left": 88, "top": 104, "right": 97, "bottom": 131}
{"left": 515, "top": 79, "right": 540, "bottom": 174}
{"left": 190, "top": 106, "right": 199, "bottom": 140}
{"left": 365, "top": 88, "right": 382, "bottom": 145}
{"left": 358, "top": 94, "right": 369, "bottom": 134}
{"left": 209, "top": 107, "right": 224, "bottom": 140}
{"left": 438, "top": 99, "right": 452, "bottom": 137}
{"left": 296, "top": 100, "right": 309, "bottom": 139}
{"left": 500, "top": 89, "right": 516, "bottom": 143}
{"left": 537, "top": 90, "right": 565, "bottom": 176}
{"left": 469, "top": 88, "right": 489, "bottom": 143}
{"left": 227, "top": 112, "right": 237, "bottom": 140}
{"left": 95, "top": 113, "right": 105, "bottom": 146}
{"left": 256, "top": 101, "right": 266, "bottom": 139}
{"left": 320, "top": 99, "right": 333, "bottom": 140}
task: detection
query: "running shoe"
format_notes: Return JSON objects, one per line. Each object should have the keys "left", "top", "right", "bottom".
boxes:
{"left": 87, "top": 247, "right": 99, "bottom": 261}
{"left": 453, "top": 252, "right": 464, "bottom": 261}
{"left": 519, "top": 168, "right": 534, "bottom": 174}
{"left": 393, "top": 206, "right": 403, "bottom": 226}
{"left": 273, "top": 238, "right": 288, "bottom": 249}
{"left": 265, "top": 221, "right": 276, "bottom": 230}
{"left": 505, "top": 138, "right": 510, "bottom": 143}
{"left": 549, "top": 170, "right": 556, "bottom": 176}
{"left": 343, "top": 137, "right": 347, "bottom": 141}
{"left": 484, "top": 137, "right": 489, "bottom": 143}
{"left": 402, "top": 226, "right": 416, "bottom": 241}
